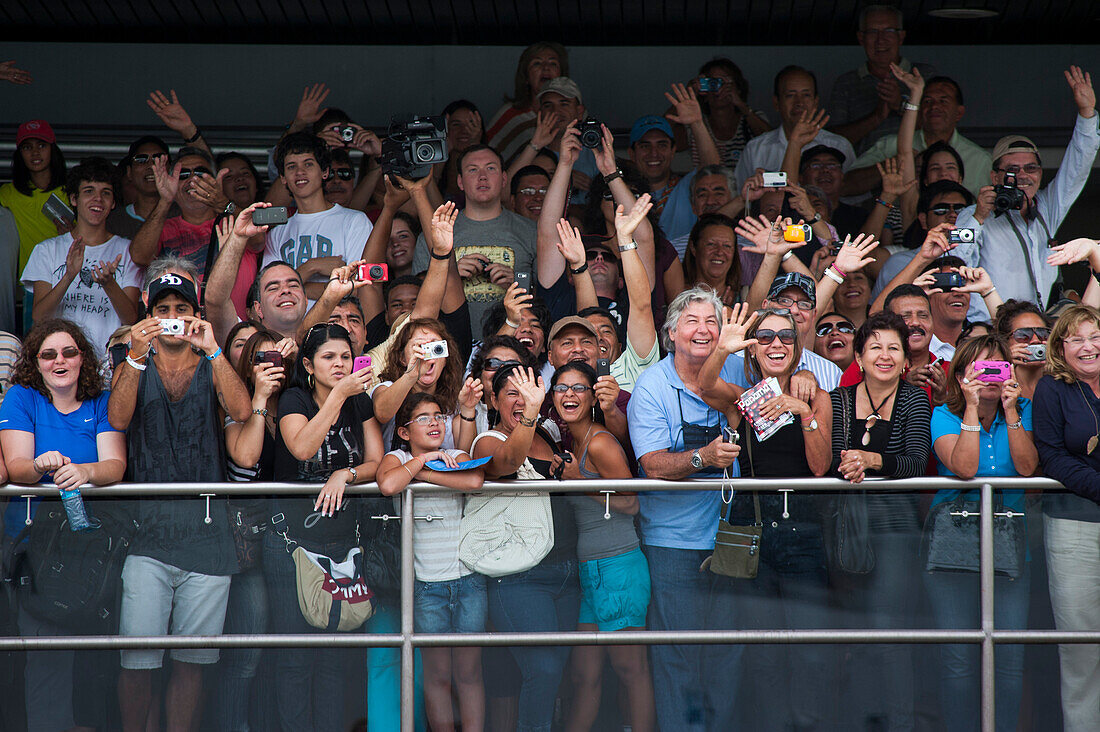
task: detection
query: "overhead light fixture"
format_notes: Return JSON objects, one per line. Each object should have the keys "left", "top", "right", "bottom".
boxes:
{"left": 928, "top": 7, "right": 999, "bottom": 18}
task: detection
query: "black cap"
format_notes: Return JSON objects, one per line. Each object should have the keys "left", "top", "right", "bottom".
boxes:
{"left": 799, "top": 144, "right": 846, "bottom": 170}
{"left": 147, "top": 272, "right": 199, "bottom": 312}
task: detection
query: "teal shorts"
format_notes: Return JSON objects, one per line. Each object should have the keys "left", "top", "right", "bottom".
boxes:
{"left": 577, "top": 547, "right": 651, "bottom": 631}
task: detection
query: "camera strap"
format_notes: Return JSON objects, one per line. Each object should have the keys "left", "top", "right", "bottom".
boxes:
{"left": 1005, "top": 214, "right": 1047, "bottom": 309}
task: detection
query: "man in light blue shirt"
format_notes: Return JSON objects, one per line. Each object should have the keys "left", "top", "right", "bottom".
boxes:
{"left": 952, "top": 67, "right": 1099, "bottom": 310}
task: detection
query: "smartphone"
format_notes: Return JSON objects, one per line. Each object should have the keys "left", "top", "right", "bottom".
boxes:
{"left": 253, "top": 351, "right": 283, "bottom": 367}
{"left": 762, "top": 172, "right": 787, "bottom": 188}
{"left": 596, "top": 358, "right": 610, "bottom": 377}
{"left": 974, "top": 360, "right": 1011, "bottom": 383}
{"left": 252, "top": 206, "right": 289, "bottom": 226}
{"left": 353, "top": 355, "right": 372, "bottom": 373}
{"left": 514, "top": 271, "right": 531, "bottom": 292}
{"left": 42, "top": 193, "right": 75, "bottom": 226}
{"left": 931, "top": 272, "right": 965, "bottom": 291}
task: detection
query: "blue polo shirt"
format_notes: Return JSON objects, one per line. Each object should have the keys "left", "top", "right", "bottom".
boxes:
{"left": 930, "top": 399, "right": 1033, "bottom": 512}
{"left": 628, "top": 354, "right": 741, "bottom": 550}
{"left": 723, "top": 349, "right": 842, "bottom": 392}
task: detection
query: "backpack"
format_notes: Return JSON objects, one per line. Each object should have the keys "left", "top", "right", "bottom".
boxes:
{"left": 7, "top": 501, "right": 137, "bottom": 632}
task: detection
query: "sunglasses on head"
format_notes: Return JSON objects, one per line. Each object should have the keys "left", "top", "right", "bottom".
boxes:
{"left": 551, "top": 383, "right": 591, "bottom": 394}
{"left": 1011, "top": 326, "right": 1050, "bottom": 343}
{"left": 929, "top": 203, "right": 968, "bottom": 215}
{"left": 131, "top": 153, "right": 167, "bottom": 165}
{"left": 331, "top": 168, "right": 354, "bottom": 181}
{"left": 178, "top": 166, "right": 212, "bottom": 180}
{"left": 38, "top": 346, "right": 81, "bottom": 361}
{"left": 755, "top": 329, "right": 797, "bottom": 345}
{"left": 816, "top": 321, "right": 855, "bottom": 337}
{"left": 485, "top": 358, "right": 520, "bottom": 371}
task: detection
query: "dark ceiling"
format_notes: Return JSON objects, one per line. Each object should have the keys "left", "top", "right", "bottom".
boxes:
{"left": 2, "top": 0, "right": 1098, "bottom": 45}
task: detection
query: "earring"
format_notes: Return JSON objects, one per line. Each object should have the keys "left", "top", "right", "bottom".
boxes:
{"left": 307, "top": 372, "right": 315, "bottom": 389}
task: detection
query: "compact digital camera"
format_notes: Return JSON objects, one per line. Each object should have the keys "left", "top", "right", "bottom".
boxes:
{"left": 784, "top": 224, "right": 811, "bottom": 243}
{"left": 253, "top": 351, "right": 283, "bottom": 367}
{"left": 762, "top": 171, "right": 787, "bottom": 188}
{"left": 1024, "top": 343, "right": 1047, "bottom": 362}
{"left": 948, "top": 228, "right": 975, "bottom": 244}
{"left": 993, "top": 171, "right": 1025, "bottom": 214}
{"left": 337, "top": 125, "right": 356, "bottom": 143}
{"left": 578, "top": 118, "right": 604, "bottom": 149}
{"left": 698, "top": 77, "right": 725, "bottom": 93}
{"left": 931, "top": 272, "right": 965, "bottom": 291}
{"left": 379, "top": 115, "right": 448, "bottom": 180}
{"left": 159, "top": 318, "right": 186, "bottom": 336}
{"left": 423, "top": 340, "right": 449, "bottom": 359}
{"left": 357, "top": 263, "right": 389, "bottom": 282}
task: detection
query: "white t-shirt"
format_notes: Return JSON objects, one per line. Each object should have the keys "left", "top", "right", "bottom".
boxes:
{"left": 21, "top": 233, "right": 142, "bottom": 357}
{"left": 262, "top": 204, "right": 374, "bottom": 304}
{"left": 386, "top": 448, "right": 471, "bottom": 582}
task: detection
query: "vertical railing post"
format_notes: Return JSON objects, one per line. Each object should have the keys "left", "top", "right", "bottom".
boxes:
{"left": 400, "top": 488, "right": 415, "bottom": 732}
{"left": 980, "top": 482, "right": 995, "bottom": 732}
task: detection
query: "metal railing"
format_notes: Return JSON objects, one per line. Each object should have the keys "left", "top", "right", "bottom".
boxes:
{"left": 0, "top": 477, "right": 1076, "bottom": 732}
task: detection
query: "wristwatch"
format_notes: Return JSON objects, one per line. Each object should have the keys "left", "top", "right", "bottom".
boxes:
{"left": 347, "top": 466, "right": 359, "bottom": 484}
{"left": 809, "top": 212, "right": 822, "bottom": 225}
{"left": 691, "top": 450, "right": 703, "bottom": 469}
{"left": 802, "top": 418, "right": 819, "bottom": 432}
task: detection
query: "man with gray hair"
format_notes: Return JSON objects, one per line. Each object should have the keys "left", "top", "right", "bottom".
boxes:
{"left": 828, "top": 4, "right": 936, "bottom": 153}
{"left": 669, "top": 163, "right": 743, "bottom": 258}
{"left": 128, "top": 145, "right": 233, "bottom": 276}
{"left": 627, "top": 285, "right": 743, "bottom": 730}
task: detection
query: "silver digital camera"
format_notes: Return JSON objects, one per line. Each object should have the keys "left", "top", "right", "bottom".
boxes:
{"left": 423, "top": 340, "right": 449, "bottom": 359}
{"left": 159, "top": 318, "right": 186, "bottom": 336}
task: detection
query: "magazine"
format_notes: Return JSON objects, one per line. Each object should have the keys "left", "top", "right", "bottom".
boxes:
{"left": 737, "top": 377, "right": 793, "bottom": 441}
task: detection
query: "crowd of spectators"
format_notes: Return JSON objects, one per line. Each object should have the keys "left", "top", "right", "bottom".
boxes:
{"left": 3, "top": 5, "right": 1100, "bottom": 731}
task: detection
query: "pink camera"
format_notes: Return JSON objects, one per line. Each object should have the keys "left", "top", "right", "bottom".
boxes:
{"left": 974, "top": 360, "right": 1011, "bottom": 383}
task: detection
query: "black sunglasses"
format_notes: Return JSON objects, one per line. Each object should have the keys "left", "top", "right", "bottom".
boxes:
{"left": 816, "top": 321, "right": 855, "bottom": 337}
{"left": 178, "top": 166, "right": 212, "bottom": 180}
{"left": 929, "top": 203, "right": 968, "bottom": 215}
{"left": 755, "top": 328, "right": 797, "bottom": 345}
{"left": 1011, "top": 326, "right": 1050, "bottom": 343}
{"left": 485, "top": 358, "right": 520, "bottom": 371}
{"left": 332, "top": 168, "right": 354, "bottom": 181}
{"left": 131, "top": 153, "right": 167, "bottom": 165}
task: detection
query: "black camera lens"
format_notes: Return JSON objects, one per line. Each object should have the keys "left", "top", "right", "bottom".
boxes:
{"left": 340, "top": 127, "right": 355, "bottom": 143}
{"left": 415, "top": 143, "right": 436, "bottom": 162}
{"left": 368, "top": 265, "right": 384, "bottom": 279}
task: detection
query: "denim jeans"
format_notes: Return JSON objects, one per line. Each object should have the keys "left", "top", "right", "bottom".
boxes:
{"left": 487, "top": 559, "right": 580, "bottom": 732}
{"left": 924, "top": 564, "right": 1030, "bottom": 732}
{"left": 364, "top": 604, "right": 426, "bottom": 732}
{"left": 210, "top": 565, "right": 268, "bottom": 732}
{"left": 643, "top": 545, "right": 741, "bottom": 732}
{"left": 262, "top": 532, "right": 350, "bottom": 732}
{"left": 733, "top": 535, "right": 832, "bottom": 732}
{"left": 1044, "top": 514, "right": 1100, "bottom": 732}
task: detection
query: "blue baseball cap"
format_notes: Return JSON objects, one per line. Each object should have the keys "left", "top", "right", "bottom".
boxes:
{"left": 767, "top": 272, "right": 816, "bottom": 303}
{"left": 629, "top": 115, "right": 674, "bottom": 147}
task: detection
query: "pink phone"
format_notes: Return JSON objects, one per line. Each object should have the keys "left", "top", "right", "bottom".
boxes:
{"left": 353, "top": 355, "right": 372, "bottom": 373}
{"left": 974, "top": 360, "right": 1011, "bottom": 383}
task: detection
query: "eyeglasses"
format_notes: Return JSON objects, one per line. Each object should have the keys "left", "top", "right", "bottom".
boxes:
{"left": 178, "top": 166, "right": 212, "bottom": 180}
{"left": 807, "top": 162, "right": 841, "bottom": 171}
{"left": 551, "top": 383, "right": 592, "bottom": 394}
{"left": 37, "top": 347, "right": 81, "bottom": 361}
{"left": 485, "top": 358, "right": 520, "bottom": 371}
{"left": 331, "top": 168, "right": 354, "bottom": 181}
{"left": 1011, "top": 326, "right": 1050, "bottom": 343}
{"left": 861, "top": 27, "right": 901, "bottom": 38}
{"left": 995, "top": 164, "right": 1042, "bottom": 176}
{"left": 816, "top": 321, "right": 855, "bottom": 337}
{"left": 131, "top": 153, "right": 167, "bottom": 165}
{"left": 1064, "top": 334, "right": 1100, "bottom": 348}
{"left": 755, "top": 329, "right": 797, "bottom": 345}
{"left": 404, "top": 413, "right": 446, "bottom": 427}
{"left": 929, "top": 203, "right": 968, "bottom": 215}
{"left": 772, "top": 296, "right": 814, "bottom": 311}
{"left": 517, "top": 187, "right": 548, "bottom": 196}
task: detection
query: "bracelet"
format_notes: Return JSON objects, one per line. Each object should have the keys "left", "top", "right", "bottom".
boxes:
{"left": 782, "top": 250, "right": 794, "bottom": 262}
{"left": 960, "top": 423, "right": 981, "bottom": 432}
{"left": 902, "top": 102, "right": 920, "bottom": 112}
{"left": 823, "top": 267, "right": 845, "bottom": 285}
{"left": 401, "top": 463, "right": 415, "bottom": 479}
{"left": 603, "top": 169, "right": 624, "bottom": 184}
{"left": 205, "top": 347, "right": 223, "bottom": 361}
{"left": 32, "top": 457, "right": 42, "bottom": 474}
{"left": 459, "top": 413, "right": 477, "bottom": 422}
{"left": 128, "top": 348, "right": 148, "bottom": 362}
{"left": 518, "top": 414, "right": 539, "bottom": 427}
{"left": 874, "top": 198, "right": 895, "bottom": 210}
{"left": 529, "top": 142, "right": 541, "bottom": 153}
{"left": 430, "top": 250, "right": 450, "bottom": 260}
{"left": 252, "top": 408, "right": 269, "bottom": 417}
{"left": 809, "top": 212, "right": 822, "bottom": 225}
{"left": 126, "top": 355, "right": 147, "bottom": 371}
{"left": 223, "top": 202, "right": 236, "bottom": 216}
{"left": 505, "top": 318, "right": 519, "bottom": 329}
{"left": 618, "top": 240, "right": 638, "bottom": 253}
{"left": 1006, "top": 420, "right": 1022, "bottom": 430}
{"left": 831, "top": 263, "right": 847, "bottom": 277}
{"left": 183, "top": 128, "right": 203, "bottom": 144}
{"left": 981, "top": 286, "right": 997, "bottom": 298}
{"left": 348, "top": 466, "right": 358, "bottom": 484}
{"left": 569, "top": 262, "right": 589, "bottom": 275}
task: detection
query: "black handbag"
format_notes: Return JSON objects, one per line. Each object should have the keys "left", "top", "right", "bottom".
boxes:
{"left": 923, "top": 495, "right": 1025, "bottom": 579}
{"left": 360, "top": 496, "right": 401, "bottom": 600}
{"left": 824, "top": 388, "right": 876, "bottom": 574}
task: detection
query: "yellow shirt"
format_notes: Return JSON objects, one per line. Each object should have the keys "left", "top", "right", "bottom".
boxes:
{"left": 0, "top": 182, "right": 66, "bottom": 272}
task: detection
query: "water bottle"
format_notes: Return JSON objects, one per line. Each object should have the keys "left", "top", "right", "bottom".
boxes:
{"left": 60, "top": 487, "right": 100, "bottom": 532}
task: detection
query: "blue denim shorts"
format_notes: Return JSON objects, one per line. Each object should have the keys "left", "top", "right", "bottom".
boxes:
{"left": 414, "top": 573, "right": 487, "bottom": 634}
{"left": 578, "top": 547, "right": 651, "bottom": 631}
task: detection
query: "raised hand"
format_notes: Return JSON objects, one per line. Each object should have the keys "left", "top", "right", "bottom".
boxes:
{"left": 717, "top": 303, "right": 760, "bottom": 354}
{"left": 741, "top": 168, "right": 766, "bottom": 204}
{"left": 189, "top": 168, "right": 230, "bottom": 211}
{"left": 0, "top": 60, "right": 32, "bottom": 85}
{"left": 233, "top": 202, "right": 273, "bottom": 239}
{"left": 502, "top": 282, "right": 534, "bottom": 325}
{"left": 179, "top": 316, "right": 219, "bottom": 355}
{"left": 555, "top": 218, "right": 587, "bottom": 269}
{"left": 152, "top": 154, "right": 182, "bottom": 202}
{"left": 1047, "top": 237, "right": 1099, "bottom": 267}
{"left": 955, "top": 266, "right": 995, "bottom": 295}
{"left": 147, "top": 89, "right": 198, "bottom": 137}
{"left": 790, "top": 108, "right": 829, "bottom": 148}
{"left": 129, "top": 316, "right": 164, "bottom": 356}
{"left": 784, "top": 182, "right": 816, "bottom": 220}
{"left": 382, "top": 175, "right": 412, "bottom": 212}
{"left": 1065, "top": 66, "right": 1096, "bottom": 117}
{"left": 532, "top": 110, "right": 563, "bottom": 151}
{"left": 559, "top": 120, "right": 582, "bottom": 168}
{"left": 614, "top": 193, "right": 653, "bottom": 243}
{"left": 919, "top": 222, "right": 957, "bottom": 259}
{"left": 736, "top": 215, "right": 791, "bottom": 256}
{"left": 508, "top": 367, "right": 547, "bottom": 419}
{"left": 833, "top": 233, "right": 880, "bottom": 274}
{"left": 253, "top": 362, "right": 286, "bottom": 401}
{"left": 593, "top": 375, "right": 621, "bottom": 414}
{"left": 593, "top": 124, "right": 619, "bottom": 176}
{"left": 664, "top": 83, "right": 704, "bottom": 127}
{"left": 351, "top": 128, "right": 382, "bottom": 157}
{"left": 890, "top": 63, "right": 925, "bottom": 102}
{"left": 64, "top": 236, "right": 85, "bottom": 279}
{"left": 876, "top": 157, "right": 917, "bottom": 198}
{"left": 431, "top": 201, "right": 459, "bottom": 256}
{"left": 458, "top": 377, "right": 484, "bottom": 412}
{"left": 294, "top": 83, "right": 331, "bottom": 128}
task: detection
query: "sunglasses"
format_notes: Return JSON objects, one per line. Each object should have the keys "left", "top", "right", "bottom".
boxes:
{"left": 816, "top": 321, "right": 855, "bottom": 337}
{"left": 38, "top": 346, "right": 81, "bottom": 361}
{"left": 755, "top": 329, "right": 797, "bottom": 345}
{"left": 131, "top": 153, "right": 167, "bottom": 165}
{"left": 485, "top": 358, "right": 520, "bottom": 371}
{"left": 995, "top": 164, "right": 1042, "bottom": 176}
{"left": 404, "top": 413, "right": 446, "bottom": 427}
{"left": 178, "top": 166, "right": 212, "bottom": 180}
{"left": 929, "top": 203, "right": 968, "bottom": 215}
{"left": 517, "top": 187, "right": 548, "bottom": 196}
{"left": 331, "top": 168, "right": 354, "bottom": 181}
{"left": 551, "top": 383, "right": 592, "bottom": 394}
{"left": 772, "top": 296, "right": 814, "bottom": 311}
{"left": 586, "top": 249, "right": 615, "bottom": 262}
{"left": 1011, "top": 326, "right": 1050, "bottom": 343}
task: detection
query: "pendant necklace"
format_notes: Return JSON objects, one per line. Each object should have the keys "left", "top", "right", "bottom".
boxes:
{"left": 862, "top": 380, "right": 898, "bottom": 447}
{"left": 1076, "top": 382, "right": 1100, "bottom": 455}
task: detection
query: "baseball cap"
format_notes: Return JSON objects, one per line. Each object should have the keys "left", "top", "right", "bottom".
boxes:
{"left": 548, "top": 316, "right": 599, "bottom": 342}
{"left": 767, "top": 272, "right": 816, "bottom": 303}
{"left": 16, "top": 120, "right": 56, "bottom": 146}
{"left": 991, "top": 135, "right": 1041, "bottom": 166}
{"left": 536, "top": 77, "right": 583, "bottom": 104}
{"left": 800, "top": 144, "right": 846, "bottom": 169}
{"left": 629, "top": 116, "right": 674, "bottom": 146}
{"left": 147, "top": 272, "right": 200, "bottom": 313}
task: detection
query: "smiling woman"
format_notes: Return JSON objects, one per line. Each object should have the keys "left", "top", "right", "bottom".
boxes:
{"left": 683, "top": 213, "right": 743, "bottom": 305}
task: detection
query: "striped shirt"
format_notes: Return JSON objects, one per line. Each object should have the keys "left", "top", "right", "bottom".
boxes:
{"left": 486, "top": 103, "right": 537, "bottom": 167}
{"left": 0, "top": 331, "right": 20, "bottom": 410}
{"left": 686, "top": 110, "right": 768, "bottom": 170}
